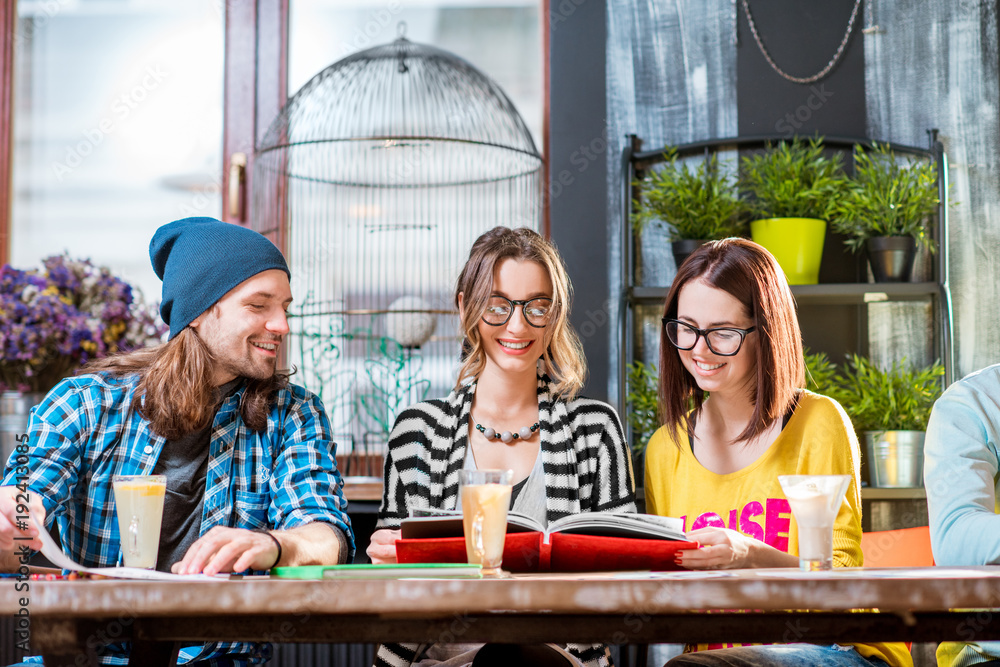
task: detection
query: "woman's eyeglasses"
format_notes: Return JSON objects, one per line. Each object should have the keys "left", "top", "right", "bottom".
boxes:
{"left": 482, "top": 296, "right": 552, "bottom": 327}
{"left": 663, "top": 318, "right": 756, "bottom": 356}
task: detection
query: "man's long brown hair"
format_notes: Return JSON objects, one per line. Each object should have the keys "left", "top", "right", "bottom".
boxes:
{"left": 659, "top": 238, "right": 804, "bottom": 445}
{"left": 83, "top": 328, "right": 288, "bottom": 440}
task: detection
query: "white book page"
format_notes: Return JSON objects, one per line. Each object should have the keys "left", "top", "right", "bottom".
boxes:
{"left": 404, "top": 508, "right": 545, "bottom": 535}
{"left": 505, "top": 511, "right": 545, "bottom": 533}
{"left": 30, "top": 513, "right": 225, "bottom": 581}
{"left": 544, "top": 512, "right": 686, "bottom": 541}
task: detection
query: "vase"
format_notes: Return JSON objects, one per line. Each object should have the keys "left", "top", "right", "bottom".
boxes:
{"left": 867, "top": 236, "right": 916, "bottom": 282}
{"left": 750, "top": 218, "right": 826, "bottom": 285}
{"left": 864, "top": 430, "right": 925, "bottom": 488}
{"left": 671, "top": 239, "right": 710, "bottom": 271}
{"left": 0, "top": 391, "right": 44, "bottom": 470}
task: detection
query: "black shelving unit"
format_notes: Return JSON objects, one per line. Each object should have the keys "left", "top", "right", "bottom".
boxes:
{"left": 618, "top": 132, "right": 954, "bottom": 436}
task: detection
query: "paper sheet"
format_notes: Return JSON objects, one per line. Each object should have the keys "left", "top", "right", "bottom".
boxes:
{"left": 508, "top": 570, "right": 737, "bottom": 581}
{"left": 30, "top": 513, "right": 225, "bottom": 581}
{"left": 760, "top": 567, "right": 1000, "bottom": 579}
{"left": 635, "top": 570, "right": 737, "bottom": 579}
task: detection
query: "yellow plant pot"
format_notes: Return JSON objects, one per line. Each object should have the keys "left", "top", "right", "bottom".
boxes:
{"left": 750, "top": 217, "right": 826, "bottom": 285}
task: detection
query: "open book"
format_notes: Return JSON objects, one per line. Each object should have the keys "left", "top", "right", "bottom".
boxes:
{"left": 401, "top": 509, "right": 685, "bottom": 542}
{"left": 397, "top": 510, "right": 695, "bottom": 573}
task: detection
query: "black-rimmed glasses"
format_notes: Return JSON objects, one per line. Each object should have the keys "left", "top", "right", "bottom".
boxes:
{"left": 663, "top": 318, "right": 756, "bottom": 356}
{"left": 482, "top": 296, "right": 553, "bottom": 328}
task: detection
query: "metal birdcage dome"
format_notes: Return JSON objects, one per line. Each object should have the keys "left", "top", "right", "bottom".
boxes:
{"left": 251, "top": 32, "right": 542, "bottom": 462}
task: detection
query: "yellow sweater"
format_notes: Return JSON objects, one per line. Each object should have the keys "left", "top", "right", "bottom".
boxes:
{"left": 644, "top": 391, "right": 912, "bottom": 667}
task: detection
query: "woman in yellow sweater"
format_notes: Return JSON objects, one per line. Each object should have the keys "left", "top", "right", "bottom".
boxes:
{"left": 644, "top": 238, "right": 910, "bottom": 667}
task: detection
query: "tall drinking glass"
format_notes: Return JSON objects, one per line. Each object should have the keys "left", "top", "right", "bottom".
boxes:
{"left": 459, "top": 469, "right": 513, "bottom": 577}
{"left": 778, "top": 474, "right": 851, "bottom": 571}
{"left": 112, "top": 474, "right": 167, "bottom": 569}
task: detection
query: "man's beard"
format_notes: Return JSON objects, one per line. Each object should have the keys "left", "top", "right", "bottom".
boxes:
{"left": 220, "top": 353, "right": 277, "bottom": 381}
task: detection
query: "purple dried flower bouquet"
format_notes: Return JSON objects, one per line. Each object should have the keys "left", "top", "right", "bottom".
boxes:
{"left": 0, "top": 255, "right": 167, "bottom": 393}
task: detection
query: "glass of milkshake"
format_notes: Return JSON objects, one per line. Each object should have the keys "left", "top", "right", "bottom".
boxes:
{"left": 459, "top": 469, "right": 514, "bottom": 577}
{"left": 778, "top": 474, "right": 851, "bottom": 571}
{"left": 112, "top": 474, "right": 167, "bottom": 569}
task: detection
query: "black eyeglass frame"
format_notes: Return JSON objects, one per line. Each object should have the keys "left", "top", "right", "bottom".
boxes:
{"left": 481, "top": 296, "right": 553, "bottom": 328}
{"left": 662, "top": 318, "right": 757, "bottom": 357}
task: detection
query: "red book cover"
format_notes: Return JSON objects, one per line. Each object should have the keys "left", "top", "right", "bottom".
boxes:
{"left": 395, "top": 532, "right": 698, "bottom": 572}
{"left": 396, "top": 532, "right": 545, "bottom": 571}
{"left": 546, "top": 533, "right": 696, "bottom": 572}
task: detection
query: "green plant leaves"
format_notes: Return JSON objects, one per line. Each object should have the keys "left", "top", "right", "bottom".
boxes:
{"left": 625, "top": 360, "right": 661, "bottom": 452}
{"left": 830, "top": 142, "right": 940, "bottom": 252}
{"left": 632, "top": 137, "right": 945, "bottom": 259}
{"left": 803, "top": 347, "right": 847, "bottom": 403}
{"left": 631, "top": 148, "right": 748, "bottom": 241}
{"left": 807, "top": 350, "right": 945, "bottom": 433}
{"left": 739, "top": 137, "right": 848, "bottom": 220}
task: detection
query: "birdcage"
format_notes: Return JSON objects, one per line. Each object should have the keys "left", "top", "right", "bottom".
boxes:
{"left": 251, "top": 32, "right": 543, "bottom": 471}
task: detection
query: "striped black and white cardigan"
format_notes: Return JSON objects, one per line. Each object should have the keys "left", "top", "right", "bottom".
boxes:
{"left": 373, "top": 374, "right": 637, "bottom": 667}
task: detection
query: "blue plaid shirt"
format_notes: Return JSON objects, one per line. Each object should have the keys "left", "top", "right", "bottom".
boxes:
{"left": 3, "top": 372, "right": 355, "bottom": 666}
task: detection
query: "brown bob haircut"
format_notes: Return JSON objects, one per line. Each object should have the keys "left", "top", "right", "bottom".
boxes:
{"left": 455, "top": 226, "right": 586, "bottom": 398}
{"left": 659, "top": 238, "right": 804, "bottom": 444}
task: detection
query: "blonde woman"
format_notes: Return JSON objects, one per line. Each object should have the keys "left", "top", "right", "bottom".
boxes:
{"left": 368, "top": 226, "right": 635, "bottom": 667}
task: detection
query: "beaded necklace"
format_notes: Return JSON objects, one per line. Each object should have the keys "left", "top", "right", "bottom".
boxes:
{"left": 471, "top": 414, "right": 539, "bottom": 444}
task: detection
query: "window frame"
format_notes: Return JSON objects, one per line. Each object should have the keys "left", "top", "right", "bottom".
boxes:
{"left": 0, "top": 2, "right": 16, "bottom": 265}
{"left": 0, "top": 1, "right": 549, "bottom": 261}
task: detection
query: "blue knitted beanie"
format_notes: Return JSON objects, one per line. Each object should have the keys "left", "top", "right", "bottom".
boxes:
{"left": 150, "top": 217, "right": 290, "bottom": 340}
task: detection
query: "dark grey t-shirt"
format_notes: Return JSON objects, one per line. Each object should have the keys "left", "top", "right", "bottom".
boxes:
{"left": 152, "top": 380, "right": 241, "bottom": 572}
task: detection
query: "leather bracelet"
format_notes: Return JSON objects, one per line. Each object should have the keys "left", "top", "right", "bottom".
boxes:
{"left": 257, "top": 530, "right": 282, "bottom": 570}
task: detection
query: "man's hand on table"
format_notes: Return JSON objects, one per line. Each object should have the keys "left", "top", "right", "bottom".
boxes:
{"left": 172, "top": 526, "right": 278, "bottom": 575}
{"left": 172, "top": 522, "right": 348, "bottom": 575}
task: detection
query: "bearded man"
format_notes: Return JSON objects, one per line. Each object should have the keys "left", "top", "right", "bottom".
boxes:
{"left": 0, "top": 217, "right": 353, "bottom": 666}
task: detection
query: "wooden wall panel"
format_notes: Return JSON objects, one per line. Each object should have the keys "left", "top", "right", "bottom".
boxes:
{"left": 865, "top": 0, "right": 1000, "bottom": 376}
{"left": 605, "top": 0, "right": 738, "bottom": 402}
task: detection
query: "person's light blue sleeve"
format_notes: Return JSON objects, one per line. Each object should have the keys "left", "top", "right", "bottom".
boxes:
{"left": 924, "top": 369, "right": 1000, "bottom": 566}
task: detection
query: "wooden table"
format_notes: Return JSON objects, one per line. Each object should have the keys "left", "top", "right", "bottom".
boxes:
{"left": 342, "top": 475, "right": 384, "bottom": 503}
{"left": 6, "top": 566, "right": 1000, "bottom": 666}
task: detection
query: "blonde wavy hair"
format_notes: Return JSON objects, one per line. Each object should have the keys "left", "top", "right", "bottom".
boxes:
{"left": 454, "top": 227, "right": 586, "bottom": 398}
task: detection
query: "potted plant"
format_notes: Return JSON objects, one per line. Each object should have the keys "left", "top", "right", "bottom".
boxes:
{"left": 739, "top": 137, "right": 848, "bottom": 284}
{"left": 831, "top": 142, "right": 940, "bottom": 282}
{"left": 624, "top": 359, "right": 661, "bottom": 510}
{"left": 834, "top": 354, "right": 945, "bottom": 488}
{"left": 631, "top": 148, "right": 747, "bottom": 269}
